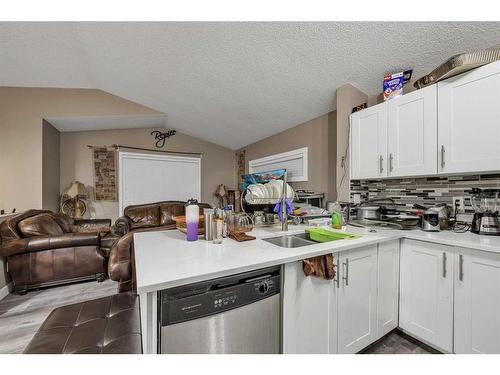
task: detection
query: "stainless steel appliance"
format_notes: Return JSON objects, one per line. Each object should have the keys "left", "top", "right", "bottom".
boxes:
{"left": 159, "top": 266, "right": 281, "bottom": 354}
{"left": 421, "top": 211, "right": 440, "bottom": 232}
{"left": 471, "top": 188, "right": 500, "bottom": 236}
{"left": 355, "top": 198, "right": 396, "bottom": 221}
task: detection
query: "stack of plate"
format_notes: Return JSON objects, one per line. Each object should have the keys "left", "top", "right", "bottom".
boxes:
{"left": 245, "top": 180, "right": 294, "bottom": 204}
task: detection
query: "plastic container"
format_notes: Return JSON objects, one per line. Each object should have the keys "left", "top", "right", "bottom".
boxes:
{"left": 305, "top": 227, "right": 359, "bottom": 243}
{"left": 185, "top": 199, "right": 200, "bottom": 241}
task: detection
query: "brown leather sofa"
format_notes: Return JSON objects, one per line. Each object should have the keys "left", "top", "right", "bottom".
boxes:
{"left": 0, "top": 209, "right": 109, "bottom": 294}
{"left": 108, "top": 201, "right": 211, "bottom": 292}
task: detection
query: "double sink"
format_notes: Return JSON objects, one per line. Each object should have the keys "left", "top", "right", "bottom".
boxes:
{"left": 263, "top": 231, "right": 357, "bottom": 248}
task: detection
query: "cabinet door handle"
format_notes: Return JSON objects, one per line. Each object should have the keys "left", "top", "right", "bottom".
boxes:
{"left": 379, "top": 155, "right": 384, "bottom": 174}
{"left": 342, "top": 258, "right": 349, "bottom": 286}
{"left": 441, "top": 145, "right": 445, "bottom": 169}
{"left": 459, "top": 254, "right": 464, "bottom": 281}
{"left": 389, "top": 153, "right": 394, "bottom": 172}
{"left": 334, "top": 262, "right": 339, "bottom": 288}
{"left": 442, "top": 252, "right": 447, "bottom": 278}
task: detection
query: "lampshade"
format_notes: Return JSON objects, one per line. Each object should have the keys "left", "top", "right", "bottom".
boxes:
{"left": 64, "top": 181, "right": 88, "bottom": 199}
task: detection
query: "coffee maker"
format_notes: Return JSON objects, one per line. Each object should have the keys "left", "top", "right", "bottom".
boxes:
{"left": 471, "top": 188, "right": 500, "bottom": 236}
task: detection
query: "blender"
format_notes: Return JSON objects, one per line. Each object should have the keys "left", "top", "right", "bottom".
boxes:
{"left": 471, "top": 188, "right": 500, "bottom": 235}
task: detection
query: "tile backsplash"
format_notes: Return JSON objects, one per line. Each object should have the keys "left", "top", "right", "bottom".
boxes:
{"left": 350, "top": 174, "right": 500, "bottom": 213}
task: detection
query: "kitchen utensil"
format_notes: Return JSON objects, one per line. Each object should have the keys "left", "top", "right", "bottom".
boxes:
{"left": 421, "top": 211, "right": 440, "bottom": 232}
{"left": 253, "top": 211, "right": 265, "bottom": 225}
{"left": 388, "top": 214, "right": 421, "bottom": 230}
{"left": 356, "top": 206, "right": 381, "bottom": 220}
{"left": 414, "top": 47, "right": 500, "bottom": 89}
{"left": 264, "top": 213, "right": 277, "bottom": 224}
{"left": 307, "top": 218, "right": 331, "bottom": 227}
{"left": 203, "top": 208, "right": 214, "bottom": 241}
{"left": 212, "top": 217, "right": 224, "bottom": 244}
{"left": 428, "top": 203, "right": 451, "bottom": 230}
{"left": 305, "top": 228, "right": 360, "bottom": 242}
{"left": 356, "top": 198, "right": 395, "bottom": 221}
{"left": 349, "top": 219, "right": 404, "bottom": 230}
{"left": 471, "top": 188, "right": 500, "bottom": 235}
{"left": 228, "top": 213, "right": 253, "bottom": 234}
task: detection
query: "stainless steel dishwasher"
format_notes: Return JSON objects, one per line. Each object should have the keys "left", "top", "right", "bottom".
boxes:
{"left": 158, "top": 266, "right": 281, "bottom": 354}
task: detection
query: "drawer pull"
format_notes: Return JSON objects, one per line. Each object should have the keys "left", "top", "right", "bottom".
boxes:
{"left": 442, "top": 252, "right": 447, "bottom": 278}
{"left": 342, "top": 258, "right": 349, "bottom": 286}
{"left": 441, "top": 145, "right": 446, "bottom": 169}
{"left": 459, "top": 254, "right": 464, "bottom": 281}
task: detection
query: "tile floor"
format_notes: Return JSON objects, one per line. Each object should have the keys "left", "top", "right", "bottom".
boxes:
{"left": 362, "top": 330, "right": 436, "bottom": 354}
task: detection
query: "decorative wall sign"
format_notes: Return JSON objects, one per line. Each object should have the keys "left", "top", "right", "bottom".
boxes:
{"left": 236, "top": 150, "right": 246, "bottom": 188}
{"left": 92, "top": 147, "right": 117, "bottom": 201}
{"left": 151, "top": 129, "right": 177, "bottom": 148}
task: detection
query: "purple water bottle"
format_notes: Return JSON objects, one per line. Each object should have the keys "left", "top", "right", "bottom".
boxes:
{"left": 185, "top": 199, "right": 199, "bottom": 241}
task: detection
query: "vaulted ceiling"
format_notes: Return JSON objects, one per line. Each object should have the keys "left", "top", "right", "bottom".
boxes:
{"left": 1, "top": 22, "right": 499, "bottom": 149}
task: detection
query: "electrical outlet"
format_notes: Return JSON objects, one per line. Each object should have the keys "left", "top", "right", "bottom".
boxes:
{"left": 453, "top": 197, "right": 465, "bottom": 215}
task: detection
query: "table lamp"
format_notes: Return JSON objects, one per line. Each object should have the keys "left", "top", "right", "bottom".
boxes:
{"left": 63, "top": 181, "right": 88, "bottom": 219}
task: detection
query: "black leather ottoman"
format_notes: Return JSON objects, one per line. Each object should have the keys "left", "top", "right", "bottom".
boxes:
{"left": 24, "top": 293, "right": 142, "bottom": 354}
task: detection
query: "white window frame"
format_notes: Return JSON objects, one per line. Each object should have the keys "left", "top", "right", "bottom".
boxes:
{"left": 248, "top": 147, "right": 308, "bottom": 182}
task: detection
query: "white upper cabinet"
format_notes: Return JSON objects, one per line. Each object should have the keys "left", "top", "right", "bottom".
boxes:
{"left": 350, "top": 61, "right": 500, "bottom": 180}
{"left": 399, "top": 239, "right": 454, "bottom": 352}
{"left": 438, "top": 61, "right": 500, "bottom": 174}
{"left": 387, "top": 85, "right": 438, "bottom": 177}
{"left": 454, "top": 248, "right": 500, "bottom": 354}
{"left": 350, "top": 103, "right": 388, "bottom": 179}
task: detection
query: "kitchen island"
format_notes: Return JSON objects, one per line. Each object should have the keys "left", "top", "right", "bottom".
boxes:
{"left": 134, "top": 224, "right": 500, "bottom": 354}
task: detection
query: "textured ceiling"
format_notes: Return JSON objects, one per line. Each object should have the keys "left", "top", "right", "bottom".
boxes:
{"left": 1, "top": 22, "right": 499, "bottom": 149}
{"left": 46, "top": 114, "right": 167, "bottom": 132}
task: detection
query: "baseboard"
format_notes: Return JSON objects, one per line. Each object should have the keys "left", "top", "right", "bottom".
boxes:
{"left": 0, "top": 282, "right": 13, "bottom": 301}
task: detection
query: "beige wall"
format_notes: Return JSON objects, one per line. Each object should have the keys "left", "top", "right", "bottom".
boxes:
{"left": 60, "top": 128, "right": 236, "bottom": 221}
{"left": 0, "top": 87, "right": 162, "bottom": 213}
{"left": 336, "top": 84, "right": 368, "bottom": 202}
{"left": 42, "top": 120, "right": 61, "bottom": 212}
{"left": 238, "top": 112, "right": 337, "bottom": 205}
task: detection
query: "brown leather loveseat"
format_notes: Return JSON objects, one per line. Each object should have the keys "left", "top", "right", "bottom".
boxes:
{"left": 108, "top": 201, "right": 211, "bottom": 292}
{"left": 0, "top": 210, "right": 108, "bottom": 294}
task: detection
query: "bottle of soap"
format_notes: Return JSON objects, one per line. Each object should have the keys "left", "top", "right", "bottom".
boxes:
{"left": 331, "top": 202, "right": 343, "bottom": 230}
{"left": 185, "top": 199, "right": 200, "bottom": 241}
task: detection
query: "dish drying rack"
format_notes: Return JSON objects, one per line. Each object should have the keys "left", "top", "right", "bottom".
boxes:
{"left": 240, "top": 169, "right": 293, "bottom": 231}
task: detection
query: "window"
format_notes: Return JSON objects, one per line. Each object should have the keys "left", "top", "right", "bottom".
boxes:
{"left": 118, "top": 151, "right": 201, "bottom": 215}
{"left": 248, "top": 147, "right": 308, "bottom": 182}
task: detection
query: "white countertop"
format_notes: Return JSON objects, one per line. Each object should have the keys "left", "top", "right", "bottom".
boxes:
{"left": 134, "top": 224, "right": 500, "bottom": 294}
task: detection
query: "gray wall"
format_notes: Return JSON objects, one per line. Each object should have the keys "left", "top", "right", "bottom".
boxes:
{"left": 42, "top": 120, "right": 61, "bottom": 212}
{"left": 238, "top": 112, "right": 337, "bottom": 205}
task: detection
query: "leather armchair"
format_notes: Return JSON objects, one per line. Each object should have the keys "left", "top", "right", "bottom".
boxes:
{"left": 0, "top": 210, "right": 108, "bottom": 294}
{"left": 108, "top": 201, "right": 211, "bottom": 292}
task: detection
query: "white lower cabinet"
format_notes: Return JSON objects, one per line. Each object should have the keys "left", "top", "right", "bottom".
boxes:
{"left": 454, "top": 248, "right": 500, "bottom": 354}
{"left": 284, "top": 237, "right": 500, "bottom": 354}
{"left": 282, "top": 259, "right": 338, "bottom": 354}
{"left": 283, "top": 242, "right": 400, "bottom": 354}
{"left": 337, "top": 245, "right": 378, "bottom": 353}
{"left": 399, "top": 239, "right": 454, "bottom": 352}
{"left": 376, "top": 240, "right": 400, "bottom": 338}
